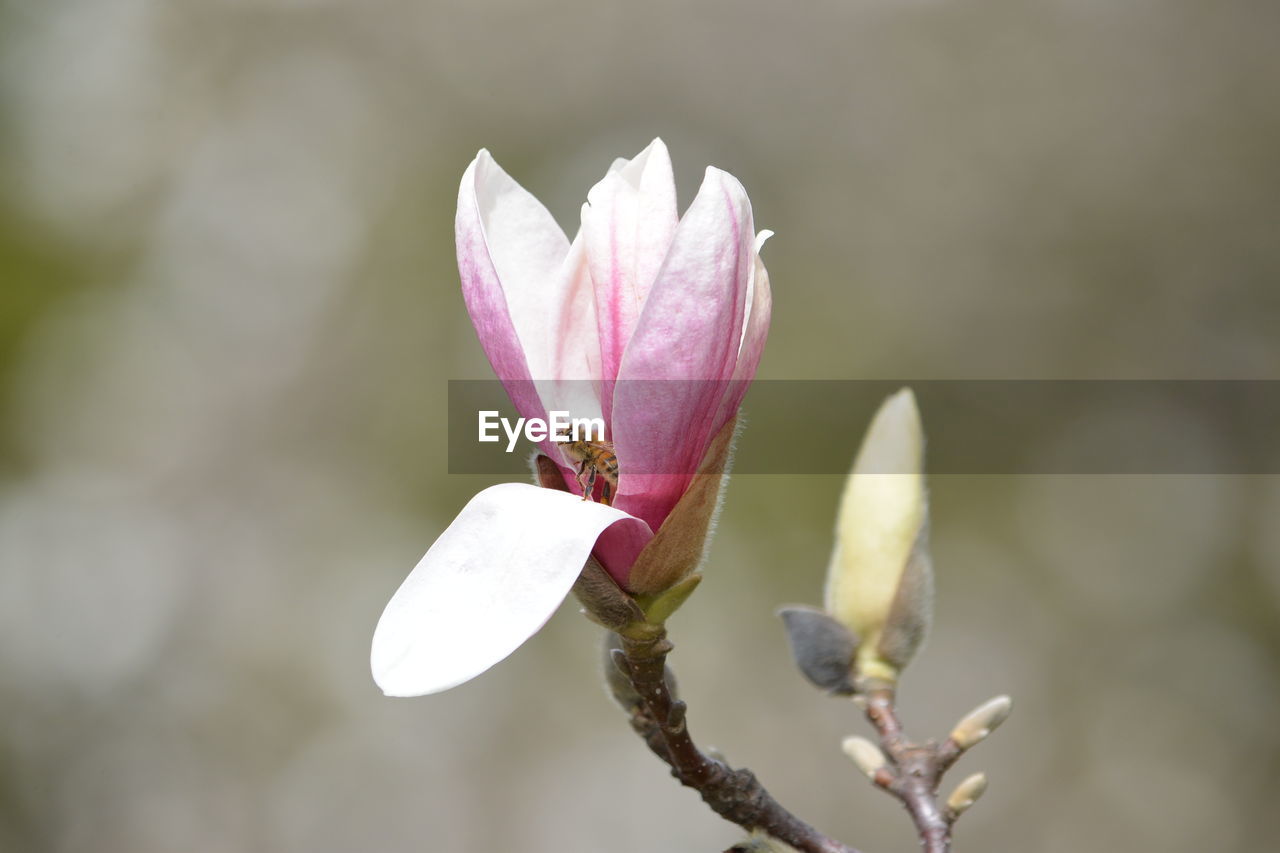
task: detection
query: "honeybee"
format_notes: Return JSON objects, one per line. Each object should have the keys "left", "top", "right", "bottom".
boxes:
{"left": 559, "top": 438, "right": 619, "bottom": 506}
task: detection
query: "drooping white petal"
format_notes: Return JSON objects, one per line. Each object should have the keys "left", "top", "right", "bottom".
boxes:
{"left": 371, "top": 483, "right": 651, "bottom": 697}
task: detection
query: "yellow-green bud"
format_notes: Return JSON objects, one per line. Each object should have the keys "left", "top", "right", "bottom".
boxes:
{"left": 841, "top": 735, "right": 888, "bottom": 779}
{"left": 949, "top": 695, "right": 1013, "bottom": 750}
{"left": 824, "top": 388, "right": 933, "bottom": 684}
{"left": 945, "top": 772, "right": 988, "bottom": 817}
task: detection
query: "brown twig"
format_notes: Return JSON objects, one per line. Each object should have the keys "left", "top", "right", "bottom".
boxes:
{"left": 862, "top": 688, "right": 951, "bottom": 853}
{"left": 615, "top": 628, "right": 863, "bottom": 853}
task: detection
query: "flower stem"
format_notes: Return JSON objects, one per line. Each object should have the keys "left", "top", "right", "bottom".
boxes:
{"left": 862, "top": 689, "right": 952, "bottom": 853}
{"left": 616, "top": 629, "right": 863, "bottom": 853}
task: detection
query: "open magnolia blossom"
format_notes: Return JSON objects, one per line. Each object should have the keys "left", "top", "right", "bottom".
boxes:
{"left": 373, "top": 139, "right": 772, "bottom": 697}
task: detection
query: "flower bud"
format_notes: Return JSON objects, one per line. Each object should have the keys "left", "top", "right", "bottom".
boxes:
{"left": 602, "top": 638, "right": 643, "bottom": 714}
{"left": 841, "top": 735, "right": 888, "bottom": 779}
{"left": 949, "top": 695, "right": 1013, "bottom": 750}
{"left": 824, "top": 388, "right": 933, "bottom": 685}
{"left": 945, "top": 772, "right": 988, "bottom": 818}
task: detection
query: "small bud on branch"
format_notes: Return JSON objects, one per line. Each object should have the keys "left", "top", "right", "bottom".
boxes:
{"left": 948, "top": 695, "right": 1013, "bottom": 751}
{"left": 841, "top": 736, "right": 889, "bottom": 779}
{"left": 944, "top": 772, "right": 988, "bottom": 821}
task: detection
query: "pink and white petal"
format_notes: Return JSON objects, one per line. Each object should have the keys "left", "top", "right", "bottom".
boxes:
{"left": 611, "top": 167, "right": 755, "bottom": 528}
{"left": 371, "top": 483, "right": 652, "bottom": 697}
{"left": 528, "top": 234, "right": 605, "bottom": 459}
{"left": 470, "top": 164, "right": 602, "bottom": 449}
{"left": 457, "top": 152, "right": 562, "bottom": 424}
{"left": 544, "top": 235, "right": 603, "bottom": 383}
{"left": 460, "top": 154, "right": 603, "bottom": 440}
{"left": 471, "top": 151, "right": 574, "bottom": 361}
{"left": 582, "top": 139, "right": 679, "bottom": 407}
{"left": 712, "top": 232, "right": 773, "bottom": 436}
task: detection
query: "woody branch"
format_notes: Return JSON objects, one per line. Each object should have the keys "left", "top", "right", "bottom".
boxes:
{"left": 862, "top": 688, "right": 952, "bottom": 853}
{"left": 611, "top": 627, "right": 863, "bottom": 853}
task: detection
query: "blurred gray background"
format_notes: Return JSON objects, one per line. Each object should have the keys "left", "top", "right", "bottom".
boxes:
{"left": 1, "top": 1, "right": 1278, "bottom": 851}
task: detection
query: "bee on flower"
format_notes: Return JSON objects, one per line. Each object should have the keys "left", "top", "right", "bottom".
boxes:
{"left": 557, "top": 433, "right": 619, "bottom": 506}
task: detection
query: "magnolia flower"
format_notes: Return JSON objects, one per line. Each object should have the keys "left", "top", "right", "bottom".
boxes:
{"left": 373, "top": 140, "right": 771, "bottom": 697}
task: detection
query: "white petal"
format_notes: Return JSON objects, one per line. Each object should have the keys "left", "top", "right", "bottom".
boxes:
{"left": 371, "top": 483, "right": 651, "bottom": 697}
{"left": 469, "top": 150, "right": 575, "bottom": 382}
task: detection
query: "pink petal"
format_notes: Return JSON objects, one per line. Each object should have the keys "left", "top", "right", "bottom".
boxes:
{"left": 593, "top": 518, "right": 657, "bottom": 588}
{"left": 581, "top": 139, "right": 679, "bottom": 422}
{"left": 712, "top": 231, "right": 773, "bottom": 433}
{"left": 371, "top": 483, "right": 652, "bottom": 697}
{"left": 610, "top": 167, "right": 755, "bottom": 530}
{"left": 459, "top": 152, "right": 606, "bottom": 444}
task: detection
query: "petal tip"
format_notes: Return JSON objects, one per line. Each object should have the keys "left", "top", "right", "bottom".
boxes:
{"left": 639, "top": 137, "right": 670, "bottom": 162}
{"left": 697, "top": 166, "right": 751, "bottom": 211}
{"left": 885, "top": 387, "right": 921, "bottom": 425}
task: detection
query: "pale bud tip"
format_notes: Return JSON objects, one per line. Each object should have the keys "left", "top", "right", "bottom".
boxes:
{"left": 946, "top": 772, "right": 988, "bottom": 817}
{"left": 841, "top": 736, "right": 888, "bottom": 778}
{"left": 853, "top": 387, "right": 923, "bottom": 477}
{"left": 949, "top": 695, "right": 1013, "bottom": 749}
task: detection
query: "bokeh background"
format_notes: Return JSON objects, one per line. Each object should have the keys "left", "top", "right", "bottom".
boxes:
{"left": 2, "top": 1, "right": 1278, "bottom": 851}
